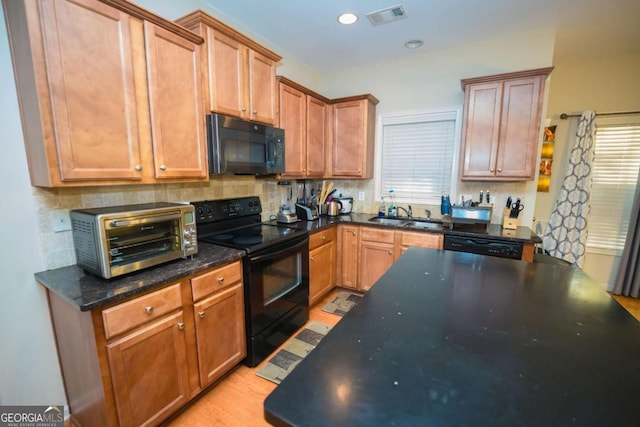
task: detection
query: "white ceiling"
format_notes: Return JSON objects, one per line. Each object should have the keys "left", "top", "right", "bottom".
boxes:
{"left": 198, "top": 0, "right": 640, "bottom": 72}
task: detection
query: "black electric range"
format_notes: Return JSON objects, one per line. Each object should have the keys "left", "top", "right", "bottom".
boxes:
{"left": 192, "top": 196, "right": 310, "bottom": 366}
{"left": 193, "top": 197, "right": 307, "bottom": 254}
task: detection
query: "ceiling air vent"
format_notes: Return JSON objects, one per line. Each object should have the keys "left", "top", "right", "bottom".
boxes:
{"left": 366, "top": 4, "right": 408, "bottom": 26}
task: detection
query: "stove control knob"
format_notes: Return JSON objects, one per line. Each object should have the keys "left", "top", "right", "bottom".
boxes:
{"left": 184, "top": 229, "right": 191, "bottom": 237}
{"left": 184, "top": 239, "right": 191, "bottom": 247}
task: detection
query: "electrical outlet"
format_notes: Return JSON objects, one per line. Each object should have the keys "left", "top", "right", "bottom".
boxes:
{"left": 358, "top": 191, "right": 365, "bottom": 201}
{"left": 52, "top": 209, "right": 72, "bottom": 232}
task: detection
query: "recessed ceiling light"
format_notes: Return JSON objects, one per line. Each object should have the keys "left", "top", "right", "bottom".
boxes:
{"left": 337, "top": 12, "right": 358, "bottom": 25}
{"left": 404, "top": 39, "right": 424, "bottom": 49}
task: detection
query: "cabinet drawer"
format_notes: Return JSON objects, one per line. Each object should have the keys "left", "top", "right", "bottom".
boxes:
{"left": 102, "top": 283, "right": 182, "bottom": 339}
{"left": 361, "top": 227, "right": 395, "bottom": 244}
{"left": 400, "top": 231, "right": 443, "bottom": 249}
{"left": 309, "top": 227, "right": 336, "bottom": 250}
{"left": 191, "top": 261, "right": 243, "bottom": 301}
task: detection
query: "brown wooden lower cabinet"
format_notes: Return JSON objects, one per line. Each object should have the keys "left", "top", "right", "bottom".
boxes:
{"left": 337, "top": 224, "right": 360, "bottom": 290}
{"left": 359, "top": 227, "right": 395, "bottom": 291}
{"left": 48, "top": 260, "right": 245, "bottom": 427}
{"left": 309, "top": 227, "right": 337, "bottom": 305}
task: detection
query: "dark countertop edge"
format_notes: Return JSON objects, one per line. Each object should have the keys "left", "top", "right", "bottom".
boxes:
{"left": 271, "top": 213, "right": 542, "bottom": 244}
{"left": 35, "top": 243, "right": 246, "bottom": 312}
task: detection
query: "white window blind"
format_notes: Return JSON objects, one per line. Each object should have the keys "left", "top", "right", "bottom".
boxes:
{"left": 587, "top": 122, "right": 640, "bottom": 252}
{"left": 378, "top": 110, "right": 459, "bottom": 204}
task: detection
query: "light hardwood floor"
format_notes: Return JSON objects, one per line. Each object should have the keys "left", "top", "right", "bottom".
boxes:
{"left": 164, "top": 288, "right": 352, "bottom": 427}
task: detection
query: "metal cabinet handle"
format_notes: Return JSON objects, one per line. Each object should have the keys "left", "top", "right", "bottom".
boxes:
{"left": 145, "top": 306, "right": 153, "bottom": 314}
{"left": 388, "top": 251, "right": 393, "bottom": 256}
{"left": 217, "top": 277, "right": 224, "bottom": 284}
{"left": 178, "top": 322, "right": 184, "bottom": 330}
{"left": 198, "top": 311, "right": 205, "bottom": 318}
{"left": 321, "top": 236, "right": 326, "bottom": 241}
{"left": 253, "top": 110, "right": 257, "bottom": 114}
{"left": 241, "top": 106, "right": 246, "bottom": 112}
{"left": 489, "top": 168, "right": 495, "bottom": 172}
{"left": 497, "top": 168, "right": 502, "bottom": 172}
{"left": 134, "top": 165, "right": 142, "bottom": 171}
{"left": 159, "top": 165, "right": 166, "bottom": 171}
{"left": 310, "top": 256, "right": 315, "bottom": 261}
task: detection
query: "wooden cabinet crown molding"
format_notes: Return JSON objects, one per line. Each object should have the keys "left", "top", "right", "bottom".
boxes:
{"left": 176, "top": 10, "right": 282, "bottom": 62}
{"left": 100, "top": 0, "right": 203, "bottom": 44}
{"left": 331, "top": 93, "right": 380, "bottom": 106}
{"left": 276, "top": 76, "right": 331, "bottom": 104}
{"left": 460, "top": 66, "right": 554, "bottom": 90}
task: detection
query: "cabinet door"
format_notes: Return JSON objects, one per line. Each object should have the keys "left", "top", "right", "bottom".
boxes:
{"left": 460, "top": 82, "right": 502, "bottom": 178}
{"left": 396, "top": 231, "right": 443, "bottom": 259}
{"left": 208, "top": 30, "right": 246, "bottom": 117}
{"left": 339, "top": 225, "right": 360, "bottom": 289}
{"left": 279, "top": 83, "right": 306, "bottom": 177}
{"left": 332, "top": 100, "right": 365, "bottom": 177}
{"left": 144, "top": 22, "right": 206, "bottom": 179}
{"left": 248, "top": 50, "right": 276, "bottom": 124}
{"left": 310, "top": 242, "right": 336, "bottom": 306}
{"left": 193, "top": 283, "right": 246, "bottom": 388}
{"left": 107, "top": 311, "right": 190, "bottom": 427}
{"left": 360, "top": 240, "right": 395, "bottom": 292}
{"left": 495, "top": 77, "right": 542, "bottom": 179}
{"left": 306, "top": 96, "right": 327, "bottom": 176}
{"left": 39, "top": 0, "right": 142, "bottom": 181}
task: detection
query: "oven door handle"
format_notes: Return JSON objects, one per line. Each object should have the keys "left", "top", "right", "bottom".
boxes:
{"left": 250, "top": 237, "right": 308, "bottom": 263}
{"left": 107, "top": 213, "right": 180, "bottom": 228}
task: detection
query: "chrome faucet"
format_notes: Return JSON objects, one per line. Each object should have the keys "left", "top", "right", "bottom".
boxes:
{"left": 396, "top": 205, "right": 412, "bottom": 218}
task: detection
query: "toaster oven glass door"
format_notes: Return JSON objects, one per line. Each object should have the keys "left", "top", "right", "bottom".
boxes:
{"left": 104, "top": 213, "right": 182, "bottom": 275}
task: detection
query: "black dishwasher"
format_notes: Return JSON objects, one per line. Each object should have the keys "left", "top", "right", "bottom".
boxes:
{"left": 443, "top": 234, "right": 523, "bottom": 260}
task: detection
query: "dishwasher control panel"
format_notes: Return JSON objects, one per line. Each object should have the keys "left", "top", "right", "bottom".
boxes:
{"left": 443, "top": 235, "right": 523, "bottom": 260}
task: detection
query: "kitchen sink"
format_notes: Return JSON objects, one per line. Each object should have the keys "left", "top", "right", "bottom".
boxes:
{"left": 368, "top": 216, "right": 444, "bottom": 230}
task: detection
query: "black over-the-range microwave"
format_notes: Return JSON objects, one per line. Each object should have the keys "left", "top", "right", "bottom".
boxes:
{"left": 206, "top": 113, "right": 285, "bottom": 175}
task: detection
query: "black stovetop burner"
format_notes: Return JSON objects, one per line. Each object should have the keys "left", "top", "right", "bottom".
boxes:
{"left": 193, "top": 197, "right": 307, "bottom": 254}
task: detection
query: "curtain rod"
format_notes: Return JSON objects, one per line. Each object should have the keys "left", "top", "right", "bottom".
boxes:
{"left": 560, "top": 110, "right": 640, "bottom": 119}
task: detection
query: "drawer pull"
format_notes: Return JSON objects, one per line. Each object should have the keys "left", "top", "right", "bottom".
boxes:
{"left": 322, "top": 236, "right": 326, "bottom": 240}
{"left": 217, "top": 277, "right": 225, "bottom": 284}
{"left": 178, "top": 322, "right": 184, "bottom": 330}
{"left": 145, "top": 306, "right": 153, "bottom": 314}
{"left": 310, "top": 256, "right": 315, "bottom": 261}
{"left": 198, "top": 311, "right": 205, "bottom": 318}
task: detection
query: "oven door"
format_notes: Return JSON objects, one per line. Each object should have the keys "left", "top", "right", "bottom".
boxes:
{"left": 243, "top": 235, "right": 309, "bottom": 366}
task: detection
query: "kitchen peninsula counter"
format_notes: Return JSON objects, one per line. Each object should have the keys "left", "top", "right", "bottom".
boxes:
{"left": 35, "top": 243, "right": 245, "bottom": 311}
{"left": 264, "top": 248, "right": 640, "bottom": 426}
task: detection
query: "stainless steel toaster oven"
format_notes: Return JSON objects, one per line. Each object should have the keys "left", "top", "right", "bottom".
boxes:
{"left": 70, "top": 202, "right": 197, "bottom": 279}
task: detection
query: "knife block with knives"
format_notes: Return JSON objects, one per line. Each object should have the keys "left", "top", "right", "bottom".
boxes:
{"left": 502, "top": 196, "right": 520, "bottom": 230}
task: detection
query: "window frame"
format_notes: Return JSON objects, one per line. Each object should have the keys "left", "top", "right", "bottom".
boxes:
{"left": 374, "top": 106, "right": 463, "bottom": 205}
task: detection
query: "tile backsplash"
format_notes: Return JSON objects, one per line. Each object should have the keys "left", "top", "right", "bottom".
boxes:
{"left": 35, "top": 176, "right": 532, "bottom": 270}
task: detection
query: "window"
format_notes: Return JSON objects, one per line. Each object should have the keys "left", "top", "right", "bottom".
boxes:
{"left": 587, "top": 117, "right": 640, "bottom": 253}
{"left": 375, "top": 108, "right": 462, "bottom": 205}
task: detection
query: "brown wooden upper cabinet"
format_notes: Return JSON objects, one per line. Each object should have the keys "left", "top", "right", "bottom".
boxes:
{"left": 459, "top": 67, "right": 553, "bottom": 181}
{"left": 331, "top": 94, "right": 379, "bottom": 178}
{"left": 177, "top": 11, "right": 281, "bottom": 125}
{"left": 277, "top": 77, "right": 329, "bottom": 177}
{"left": 3, "top": 0, "right": 207, "bottom": 187}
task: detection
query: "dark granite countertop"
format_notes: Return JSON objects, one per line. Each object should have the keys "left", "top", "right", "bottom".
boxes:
{"left": 35, "top": 243, "right": 245, "bottom": 311}
{"left": 268, "top": 213, "right": 541, "bottom": 244}
{"left": 265, "top": 248, "right": 640, "bottom": 426}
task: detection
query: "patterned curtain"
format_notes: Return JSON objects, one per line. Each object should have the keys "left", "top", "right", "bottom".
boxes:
{"left": 542, "top": 111, "right": 597, "bottom": 267}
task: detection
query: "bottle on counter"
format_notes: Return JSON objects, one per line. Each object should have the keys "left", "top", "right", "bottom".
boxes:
{"left": 441, "top": 194, "right": 451, "bottom": 215}
{"left": 378, "top": 196, "right": 386, "bottom": 217}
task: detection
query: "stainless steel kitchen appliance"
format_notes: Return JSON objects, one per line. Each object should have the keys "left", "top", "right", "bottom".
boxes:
{"left": 295, "top": 180, "right": 319, "bottom": 220}
{"left": 192, "top": 196, "right": 309, "bottom": 367}
{"left": 206, "top": 113, "right": 285, "bottom": 175}
{"left": 334, "top": 196, "right": 353, "bottom": 214}
{"left": 70, "top": 203, "right": 198, "bottom": 279}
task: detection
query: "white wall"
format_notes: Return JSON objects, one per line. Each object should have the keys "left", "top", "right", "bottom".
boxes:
{"left": 0, "top": 8, "right": 66, "bottom": 406}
